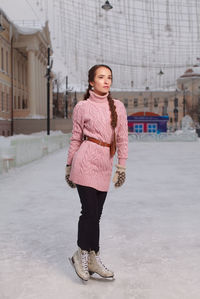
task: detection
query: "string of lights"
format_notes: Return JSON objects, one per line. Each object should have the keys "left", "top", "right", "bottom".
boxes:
{"left": 28, "top": 0, "right": 200, "bottom": 90}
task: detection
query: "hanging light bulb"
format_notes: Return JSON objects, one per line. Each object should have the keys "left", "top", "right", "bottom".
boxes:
{"left": 102, "top": 1, "right": 113, "bottom": 11}
{"left": 158, "top": 69, "right": 164, "bottom": 75}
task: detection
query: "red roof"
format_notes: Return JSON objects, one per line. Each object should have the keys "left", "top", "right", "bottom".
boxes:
{"left": 129, "top": 112, "right": 160, "bottom": 117}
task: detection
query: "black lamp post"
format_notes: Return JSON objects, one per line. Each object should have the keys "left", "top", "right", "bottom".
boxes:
{"left": 174, "top": 107, "right": 178, "bottom": 131}
{"left": 158, "top": 69, "right": 164, "bottom": 88}
{"left": 46, "top": 46, "right": 53, "bottom": 135}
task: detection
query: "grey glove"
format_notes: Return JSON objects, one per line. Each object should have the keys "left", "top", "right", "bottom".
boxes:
{"left": 65, "top": 165, "right": 76, "bottom": 188}
{"left": 112, "top": 164, "right": 126, "bottom": 187}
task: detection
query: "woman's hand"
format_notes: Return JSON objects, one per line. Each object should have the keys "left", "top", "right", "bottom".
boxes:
{"left": 112, "top": 164, "right": 126, "bottom": 187}
{"left": 65, "top": 165, "right": 76, "bottom": 188}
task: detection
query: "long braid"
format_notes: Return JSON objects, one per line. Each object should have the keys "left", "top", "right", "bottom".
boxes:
{"left": 83, "top": 84, "right": 92, "bottom": 101}
{"left": 108, "top": 92, "right": 117, "bottom": 129}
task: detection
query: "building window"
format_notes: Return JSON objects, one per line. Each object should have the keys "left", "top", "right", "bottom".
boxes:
{"left": 22, "top": 64, "right": 24, "bottom": 84}
{"left": 124, "top": 98, "right": 128, "bottom": 109}
{"left": 22, "top": 98, "right": 26, "bottom": 109}
{"left": 6, "top": 94, "right": 9, "bottom": 111}
{"left": 1, "top": 92, "right": 4, "bottom": 111}
{"left": 6, "top": 51, "right": 8, "bottom": 73}
{"left": 144, "top": 98, "right": 148, "bottom": 107}
{"left": 154, "top": 98, "right": 159, "bottom": 107}
{"left": 134, "top": 123, "right": 143, "bottom": 133}
{"left": 14, "top": 61, "right": 16, "bottom": 79}
{"left": 1, "top": 47, "right": 4, "bottom": 70}
{"left": 163, "top": 98, "right": 168, "bottom": 115}
{"left": 18, "top": 61, "right": 20, "bottom": 82}
{"left": 134, "top": 98, "right": 138, "bottom": 107}
{"left": 148, "top": 123, "right": 157, "bottom": 133}
{"left": 14, "top": 96, "right": 17, "bottom": 109}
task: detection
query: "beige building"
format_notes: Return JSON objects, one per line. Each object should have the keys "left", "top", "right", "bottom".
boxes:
{"left": 177, "top": 66, "right": 200, "bottom": 125}
{"left": 0, "top": 10, "right": 11, "bottom": 136}
{"left": 69, "top": 67, "right": 200, "bottom": 131}
{"left": 0, "top": 9, "right": 53, "bottom": 136}
{"left": 67, "top": 89, "right": 183, "bottom": 131}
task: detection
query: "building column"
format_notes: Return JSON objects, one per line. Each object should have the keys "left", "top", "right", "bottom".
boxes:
{"left": 35, "top": 53, "right": 40, "bottom": 115}
{"left": 43, "top": 62, "right": 47, "bottom": 117}
{"left": 27, "top": 49, "right": 36, "bottom": 116}
{"left": 40, "top": 59, "right": 44, "bottom": 116}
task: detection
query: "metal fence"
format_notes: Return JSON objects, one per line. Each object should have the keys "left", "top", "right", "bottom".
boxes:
{"left": 128, "top": 132, "right": 198, "bottom": 142}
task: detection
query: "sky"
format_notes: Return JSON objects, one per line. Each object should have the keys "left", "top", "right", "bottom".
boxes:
{"left": 1, "top": 0, "right": 200, "bottom": 91}
{"left": 0, "top": 140, "right": 200, "bottom": 298}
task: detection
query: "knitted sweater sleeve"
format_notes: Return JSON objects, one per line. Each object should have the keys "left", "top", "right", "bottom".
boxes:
{"left": 67, "top": 102, "right": 84, "bottom": 165}
{"left": 116, "top": 102, "right": 128, "bottom": 167}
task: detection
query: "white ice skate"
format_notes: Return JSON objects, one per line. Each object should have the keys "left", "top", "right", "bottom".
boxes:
{"left": 69, "top": 248, "right": 90, "bottom": 282}
{"left": 88, "top": 251, "right": 114, "bottom": 279}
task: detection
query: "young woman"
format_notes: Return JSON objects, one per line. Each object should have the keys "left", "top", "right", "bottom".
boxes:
{"left": 65, "top": 64, "right": 128, "bottom": 281}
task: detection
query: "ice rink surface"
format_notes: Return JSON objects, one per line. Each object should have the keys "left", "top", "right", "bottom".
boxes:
{"left": 0, "top": 141, "right": 200, "bottom": 299}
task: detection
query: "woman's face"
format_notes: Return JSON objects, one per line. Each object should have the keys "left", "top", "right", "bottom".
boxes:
{"left": 90, "top": 67, "right": 112, "bottom": 96}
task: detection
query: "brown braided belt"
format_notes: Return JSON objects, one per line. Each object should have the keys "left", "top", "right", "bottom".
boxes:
{"left": 84, "top": 135, "right": 111, "bottom": 148}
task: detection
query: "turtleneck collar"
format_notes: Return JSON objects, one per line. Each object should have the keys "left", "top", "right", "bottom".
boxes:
{"left": 88, "top": 90, "right": 108, "bottom": 103}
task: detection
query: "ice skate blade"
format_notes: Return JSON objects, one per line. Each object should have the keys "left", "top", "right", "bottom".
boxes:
{"left": 89, "top": 271, "right": 115, "bottom": 281}
{"left": 68, "top": 257, "right": 88, "bottom": 284}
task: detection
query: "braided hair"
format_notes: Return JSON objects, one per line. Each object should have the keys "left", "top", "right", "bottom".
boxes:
{"left": 83, "top": 64, "right": 117, "bottom": 129}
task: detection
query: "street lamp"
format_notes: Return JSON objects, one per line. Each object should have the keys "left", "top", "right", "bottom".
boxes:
{"left": 158, "top": 69, "right": 164, "bottom": 88}
{"left": 46, "top": 46, "right": 53, "bottom": 135}
{"left": 174, "top": 108, "right": 178, "bottom": 130}
{"left": 102, "top": 1, "right": 113, "bottom": 11}
{"left": 158, "top": 69, "right": 164, "bottom": 76}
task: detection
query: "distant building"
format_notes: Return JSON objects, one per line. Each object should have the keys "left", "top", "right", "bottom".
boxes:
{"left": 177, "top": 65, "right": 200, "bottom": 126}
{"left": 0, "top": 9, "right": 53, "bottom": 136}
{"left": 52, "top": 70, "right": 200, "bottom": 133}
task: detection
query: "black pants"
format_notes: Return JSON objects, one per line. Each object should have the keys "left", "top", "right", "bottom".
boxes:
{"left": 76, "top": 184, "right": 107, "bottom": 253}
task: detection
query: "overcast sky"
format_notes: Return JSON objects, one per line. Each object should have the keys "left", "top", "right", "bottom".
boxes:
{"left": 1, "top": 0, "right": 200, "bottom": 92}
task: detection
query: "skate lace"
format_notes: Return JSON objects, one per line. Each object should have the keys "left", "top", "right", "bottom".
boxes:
{"left": 96, "top": 255, "right": 109, "bottom": 271}
{"left": 81, "top": 251, "right": 89, "bottom": 272}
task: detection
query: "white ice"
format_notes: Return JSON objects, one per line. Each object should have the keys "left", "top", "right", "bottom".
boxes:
{"left": 0, "top": 141, "right": 200, "bottom": 299}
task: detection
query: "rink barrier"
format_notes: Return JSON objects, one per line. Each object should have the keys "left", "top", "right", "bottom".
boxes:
{"left": 128, "top": 132, "right": 198, "bottom": 142}
{"left": 1, "top": 132, "right": 198, "bottom": 174}
{"left": 0, "top": 133, "right": 71, "bottom": 174}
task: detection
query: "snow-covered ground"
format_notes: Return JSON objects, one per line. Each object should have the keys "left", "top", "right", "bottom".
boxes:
{"left": 0, "top": 141, "right": 200, "bottom": 299}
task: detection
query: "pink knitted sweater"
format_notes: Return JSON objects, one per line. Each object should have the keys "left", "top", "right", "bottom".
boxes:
{"left": 67, "top": 90, "right": 128, "bottom": 191}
